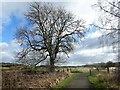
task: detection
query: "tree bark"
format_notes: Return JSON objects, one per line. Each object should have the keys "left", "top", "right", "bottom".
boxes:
{"left": 49, "top": 56, "right": 55, "bottom": 72}
{"left": 107, "top": 67, "right": 109, "bottom": 73}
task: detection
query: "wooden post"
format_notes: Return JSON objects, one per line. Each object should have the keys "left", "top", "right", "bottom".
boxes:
{"left": 90, "top": 69, "right": 92, "bottom": 76}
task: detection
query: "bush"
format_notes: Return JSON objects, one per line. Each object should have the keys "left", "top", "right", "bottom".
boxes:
{"left": 20, "top": 66, "right": 47, "bottom": 74}
{"left": 70, "top": 70, "right": 82, "bottom": 73}
{"left": 88, "top": 76, "right": 109, "bottom": 89}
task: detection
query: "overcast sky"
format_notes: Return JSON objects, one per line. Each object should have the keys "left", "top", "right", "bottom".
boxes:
{"left": 0, "top": 0, "right": 117, "bottom": 66}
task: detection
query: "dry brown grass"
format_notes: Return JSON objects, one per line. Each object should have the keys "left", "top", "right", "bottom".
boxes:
{"left": 96, "top": 71, "right": 119, "bottom": 88}
{"left": 2, "top": 70, "right": 70, "bottom": 88}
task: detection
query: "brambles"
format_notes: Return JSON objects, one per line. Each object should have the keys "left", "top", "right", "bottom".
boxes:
{"left": 88, "top": 71, "right": 119, "bottom": 89}
{"left": 2, "top": 70, "right": 69, "bottom": 88}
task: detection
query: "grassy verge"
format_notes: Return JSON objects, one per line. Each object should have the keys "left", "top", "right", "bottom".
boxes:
{"left": 88, "top": 76, "right": 109, "bottom": 90}
{"left": 53, "top": 73, "right": 80, "bottom": 90}
{"left": 70, "top": 71, "right": 82, "bottom": 73}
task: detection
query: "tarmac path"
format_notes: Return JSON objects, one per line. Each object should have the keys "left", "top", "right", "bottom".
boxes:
{"left": 64, "top": 72, "right": 95, "bottom": 89}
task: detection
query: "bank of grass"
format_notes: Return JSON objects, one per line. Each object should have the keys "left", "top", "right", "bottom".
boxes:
{"left": 88, "top": 76, "right": 109, "bottom": 90}
{"left": 53, "top": 73, "right": 80, "bottom": 90}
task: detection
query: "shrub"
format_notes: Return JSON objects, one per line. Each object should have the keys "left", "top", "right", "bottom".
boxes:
{"left": 88, "top": 76, "right": 108, "bottom": 89}
{"left": 70, "top": 70, "right": 82, "bottom": 73}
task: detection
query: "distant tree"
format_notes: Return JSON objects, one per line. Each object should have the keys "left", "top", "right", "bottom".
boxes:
{"left": 107, "top": 61, "right": 114, "bottom": 67}
{"left": 100, "top": 62, "right": 106, "bottom": 68}
{"left": 15, "top": 2, "right": 85, "bottom": 72}
{"left": 106, "top": 61, "right": 113, "bottom": 73}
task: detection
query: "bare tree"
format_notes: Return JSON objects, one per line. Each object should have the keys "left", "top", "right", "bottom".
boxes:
{"left": 92, "top": 0, "right": 120, "bottom": 86}
{"left": 15, "top": 2, "right": 85, "bottom": 72}
{"left": 92, "top": 0, "right": 120, "bottom": 46}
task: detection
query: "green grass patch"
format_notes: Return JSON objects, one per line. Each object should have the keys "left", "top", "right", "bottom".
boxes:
{"left": 70, "top": 70, "right": 82, "bottom": 73}
{"left": 88, "top": 76, "right": 109, "bottom": 90}
{"left": 53, "top": 73, "right": 80, "bottom": 90}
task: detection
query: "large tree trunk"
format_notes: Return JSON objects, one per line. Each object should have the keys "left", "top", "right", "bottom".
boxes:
{"left": 49, "top": 56, "right": 55, "bottom": 72}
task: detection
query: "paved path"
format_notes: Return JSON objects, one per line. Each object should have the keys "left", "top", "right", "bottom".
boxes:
{"left": 65, "top": 72, "right": 94, "bottom": 89}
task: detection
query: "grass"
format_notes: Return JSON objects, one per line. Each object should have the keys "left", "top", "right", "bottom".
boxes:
{"left": 88, "top": 76, "right": 109, "bottom": 90}
{"left": 70, "top": 70, "right": 82, "bottom": 73}
{"left": 53, "top": 73, "right": 80, "bottom": 90}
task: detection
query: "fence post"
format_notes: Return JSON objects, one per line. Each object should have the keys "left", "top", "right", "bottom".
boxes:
{"left": 89, "top": 69, "right": 92, "bottom": 76}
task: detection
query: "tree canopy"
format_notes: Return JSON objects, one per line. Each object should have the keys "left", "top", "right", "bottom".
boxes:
{"left": 15, "top": 2, "right": 86, "bottom": 72}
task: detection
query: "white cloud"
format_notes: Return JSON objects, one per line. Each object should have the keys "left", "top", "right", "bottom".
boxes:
{"left": 64, "top": 0, "right": 97, "bottom": 25}
{"left": 78, "top": 48, "right": 103, "bottom": 57}
{"left": 2, "top": 2, "right": 29, "bottom": 26}
{"left": 87, "top": 30, "right": 102, "bottom": 39}
{"left": 0, "top": 39, "right": 21, "bottom": 63}
{"left": 66, "top": 30, "right": 117, "bottom": 65}
{"left": 1, "top": 1, "right": 97, "bottom": 27}
{"left": 0, "top": 42, "right": 8, "bottom": 49}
